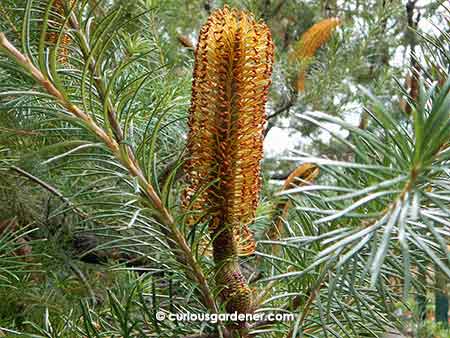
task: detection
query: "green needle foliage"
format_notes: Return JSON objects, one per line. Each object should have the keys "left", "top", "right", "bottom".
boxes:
{"left": 0, "top": 1, "right": 448, "bottom": 338}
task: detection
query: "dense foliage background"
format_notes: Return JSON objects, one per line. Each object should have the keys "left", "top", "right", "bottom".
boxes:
{"left": 0, "top": 0, "right": 448, "bottom": 337}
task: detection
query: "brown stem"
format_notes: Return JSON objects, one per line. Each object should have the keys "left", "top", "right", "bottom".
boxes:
{"left": 0, "top": 32, "right": 216, "bottom": 314}
{"left": 10, "top": 165, "right": 89, "bottom": 219}
{"left": 68, "top": 13, "right": 130, "bottom": 147}
{"left": 0, "top": 4, "right": 19, "bottom": 36}
{"left": 268, "top": 0, "right": 287, "bottom": 20}
{"left": 88, "top": 0, "right": 106, "bottom": 18}
{"left": 265, "top": 90, "right": 298, "bottom": 137}
{"left": 403, "top": 0, "right": 421, "bottom": 115}
{"left": 285, "top": 285, "right": 322, "bottom": 338}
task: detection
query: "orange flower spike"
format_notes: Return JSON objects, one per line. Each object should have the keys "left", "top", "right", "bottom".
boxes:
{"left": 46, "top": 0, "right": 74, "bottom": 64}
{"left": 282, "top": 163, "right": 319, "bottom": 190}
{"left": 266, "top": 163, "right": 319, "bottom": 242}
{"left": 183, "top": 6, "right": 274, "bottom": 317}
{"left": 294, "top": 17, "right": 340, "bottom": 60}
{"left": 291, "top": 17, "right": 340, "bottom": 92}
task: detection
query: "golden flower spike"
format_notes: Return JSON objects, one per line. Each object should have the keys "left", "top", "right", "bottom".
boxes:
{"left": 291, "top": 17, "right": 340, "bottom": 92}
{"left": 46, "top": 0, "right": 74, "bottom": 64}
{"left": 267, "top": 163, "right": 319, "bottom": 242}
{"left": 183, "top": 6, "right": 274, "bottom": 317}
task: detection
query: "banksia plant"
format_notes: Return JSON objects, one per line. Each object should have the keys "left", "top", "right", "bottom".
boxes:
{"left": 266, "top": 163, "right": 319, "bottom": 242}
{"left": 182, "top": 6, "right": 274, "bottom": 316}
{"left": 290, "top": 17, "right": 340, "bottom": 92}
{"left": 46, "top": 0, "right": 74, "bottom": 64}
{"left": 177, "top": 35, "right": 194, "bottom": 49}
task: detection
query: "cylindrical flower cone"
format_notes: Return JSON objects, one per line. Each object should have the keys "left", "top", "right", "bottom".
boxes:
{"left": 183, "top": 6, "right": 274, "bottom": 318}
{"left": 290, "top": 17, "right": 340, "bottom": 92}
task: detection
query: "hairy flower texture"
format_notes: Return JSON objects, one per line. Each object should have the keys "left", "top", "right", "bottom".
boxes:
{"left": 183, "top": 6, "right": 274, "bottom": 315}
{"left": 46, "top": 0, "right": 74, "bottom": 64}
{"left": 291, "top": 18, "right": 340, "bottom": 92}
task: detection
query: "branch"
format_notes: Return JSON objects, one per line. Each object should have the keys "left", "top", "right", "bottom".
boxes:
{"left": 403, "top": 0, "right": 421, "bottom": 115}
{"left": 88, "top": 0, "right": 106, "bottom": 18}
{"left": 0, "top": 127, "right": 42, "bottom": 136}
{"left": 265, "top": 94, "right": 297, "bottom": 137}
{"left": 0, "top": 32, "right": 217, "bottom": 314}
{"left": 68, "top": 13, "right": 126, "bottom": 143}
{"left": 0, "top": 33, "right": 119, "bottom": 152}
{"left": 268, "top": 0, "right": 287, "bottom": 20}
{"left": 0, "top": 4, "right": 19, "bottom": 36}
{"left": 203, "top": 0, "right": 213, "bottom": 14}
{"left": 267, "top": 96, "right": 296, "bottom": 121}
{"left": 270, "top": 172, "right": 290, "bottom": 180}
{"left": 10, "top": 165, "right": 89, "bottom": 219}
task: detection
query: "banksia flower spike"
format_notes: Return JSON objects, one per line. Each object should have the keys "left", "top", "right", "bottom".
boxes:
{"left": 177, "top": 35, "right": 194, "bottom": 49}
{"left": 183, "top": 6, "right": 274, "bottom": 316}
{"left": 267, "top": 163, "right": 319, "bottom": 242}
{"left": 291, "top": 17, "right": 340, "bottom": 92}
{"left": 46, "top": 0, "right": 74, "bottom": 64}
